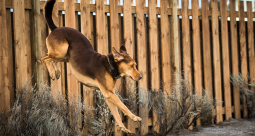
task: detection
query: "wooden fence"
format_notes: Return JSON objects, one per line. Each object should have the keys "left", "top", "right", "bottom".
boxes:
{"left": 1, "top": 0, "right": 255, "bottom": 135}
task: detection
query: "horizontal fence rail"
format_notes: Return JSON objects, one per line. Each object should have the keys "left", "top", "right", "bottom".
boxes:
{"left": 1, "top": 0, "right": 255, "bottom": 135}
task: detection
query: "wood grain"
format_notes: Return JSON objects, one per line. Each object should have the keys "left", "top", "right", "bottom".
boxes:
{"left": 238, "top": 1, "right": 248, "bottom": 117}
{"left": 212, "top": 0, "right": 223, "bottom": 123}
{"left": 0, "top": 0, "right": 11, "bottom": 111}
{"left": 202, "top": 0, "right": 213, "bottom": 123}
{"left": 136, "top": 0, "right": 148, "bottom": 134}
{"left": 230, "top": 0, "right": 241, "bottom": 119}
{"left": 220, "top": 0, "right": 232, "bottom": 120}
{"left": 192, "top": 0, "right": 202, "bottom": 126}
{"left": 247, "top": 2, "right": 255, "bottom": 92}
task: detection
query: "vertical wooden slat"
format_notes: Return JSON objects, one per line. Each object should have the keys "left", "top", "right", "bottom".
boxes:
{"left": 202, "top": 0, "right": 213, "bottom": 123}
{"left": 149, "top": 0, "right": 160, "bottom": 133}
{"left": 160, "top": 0, "right": 171, "bottom": 98}
{"left": 182, "top": 0, "right": 193, "bottom": 129}
{"left": 31, "top": 0, "right": 43, "bottom": 85}
{"left": 136, "top": 0, "right": 148, "bottom": 134}
{"left": 96, "top": 0, "right": 107, "bottom": 55}
{"left": 238, "top": 1, "right": 248, "bottom": 117}
{"left": 170, "top": 0, "right": 180, "bottom": 86}
{"left": 24, "top": 10, "right": 32, "bottom": 86}
{"left": 13, "top": 0, "right": 28, "bottom": 90}
{"left": 182, "top": 0, "right": 191, "bottom": 82}
{"left": 192, "top": 0, "right": 202, "bottom": 126}
{"left": 110, "top": 0, "right": 120, "bottom": 50}
{"left": 40, "top": 10, "right": 49, "bottom": 84}
{"left": 247, "top": 2, "right": 255, "bottom": 91}
{"left": 149, "top": 0, "right": 159, "bottom": 91}
{"left": 123, "top": 0, "right": 136, "bottom": 133}
{"left": 0, "top": 0, "right": 11, "bottom": 111}
{"left": 81, "top": 0, "right": 91, "bottom": 41}
{"left": 212, "top": 0, "right": 222, "bottom": 123}
{"left": 230, "top": 0, "right": 241, "bottom": 119}
{"left": 220, "top": 0, "right": 232, "bottom": 120}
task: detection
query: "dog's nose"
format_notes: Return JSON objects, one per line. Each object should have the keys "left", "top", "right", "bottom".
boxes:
{"left": 139, "top": 75, "right": 143, "bottom": 80}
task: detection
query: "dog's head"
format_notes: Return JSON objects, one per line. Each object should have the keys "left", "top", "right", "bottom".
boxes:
{"left": 112, "top": 45, "right": 142, "bottom": 81}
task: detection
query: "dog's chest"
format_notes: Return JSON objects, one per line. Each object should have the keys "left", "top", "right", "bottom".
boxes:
{"left": 69, "top": 65, "right": 98, "bottom": 89}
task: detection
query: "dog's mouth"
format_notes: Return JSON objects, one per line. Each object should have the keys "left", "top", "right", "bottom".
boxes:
{"left": 128, "top": 76, "right": 140, "bottom": 81}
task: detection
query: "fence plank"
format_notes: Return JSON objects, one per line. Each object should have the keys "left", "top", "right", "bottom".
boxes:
{"left": 212, "top": 0, "right": 223, "bottom": 123}
{"left": 247, "top": 2, "right": 255, "bottom": 92}
{"left": 170, "top": 0, "right": 180, "bottom": 87}
{"left": 202, "top": 0, "right": 213, "bottom": 123}
{"left": 160, "top": 0, "right": 171, "bottom": 99}
{"left": 230, "top": 0, "right": 241, "bottom": 119}
{"left": 13, "top": 0, "right": 28, "bottom": 90}
{"left": 96, "top": 0, "right": 107, "bottom": 55}
{"left": 0, "top": 0, "right": 11, "bottom": 111}
{"left": 182, "top": 0, "right": 191, "bottom": 83}
{"left": 40, "top": 10, "right": 49, "bottom": 84}
{"left": 220, "top": 0, "right": 232, "bottom": 120}
{"left": 149, "top": 0, "right": 159, "bottom": 133}
{"left": 24, "top": 9, "right": 32, "bottom": 86}
{"left": 31, "top": 0, "right": 44, "bottom": 85}
{"left": 192, "top": 0, "right": 202, "bottom": 126}
{"left": 149, "top": 0, "right": 159, "bottom": 90}
{"left": 123, "top": 0, "right": 136, "bottom": 133}
{"left": 182, "top": 0, "right": 193, "bottom": 129}
{"left": 238, "top": 1, "right": 248, "bottom": 117}
{"left": 136, "top": 0, "right": 148, "bottom": 134}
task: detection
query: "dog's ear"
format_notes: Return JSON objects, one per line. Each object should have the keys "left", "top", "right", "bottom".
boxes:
{"left": 120, "top": 45, "right": 127, "bottom": 54}
{"left": 112, "top": 47, "right": 124, "bottom": 62}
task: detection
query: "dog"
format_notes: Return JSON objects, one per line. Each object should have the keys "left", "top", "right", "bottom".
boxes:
{"left": 43, "top": 0, "right": 142, "bottom": 133}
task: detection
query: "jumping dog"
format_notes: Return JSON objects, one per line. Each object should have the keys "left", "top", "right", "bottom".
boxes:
{"left": 43, "top": 0, "right": 142, "bottom": 133}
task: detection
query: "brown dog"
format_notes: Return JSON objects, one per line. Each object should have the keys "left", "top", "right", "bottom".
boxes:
{"left": 43, "top": 0, "right": 142, "bottom": 133}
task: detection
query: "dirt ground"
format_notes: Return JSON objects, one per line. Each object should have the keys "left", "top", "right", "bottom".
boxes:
{"left": 169, "top": 118, "right": 255, "bottom": 136}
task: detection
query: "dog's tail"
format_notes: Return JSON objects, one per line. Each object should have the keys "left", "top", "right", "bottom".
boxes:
{"left": 44, "top": 0, "right": 57, "bottom": 31}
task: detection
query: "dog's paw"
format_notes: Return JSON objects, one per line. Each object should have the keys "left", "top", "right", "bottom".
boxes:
{"left": 120, "top": 126, "right": 132, "bottom": 134}
{"left": 49, "top": 71, "right": 56, "bottom": 80}
{"left": 132, "top": 115, "right": 142, "bottom": 122}
{"left": 55, "top": 70, "right": 61, "bottom": 79}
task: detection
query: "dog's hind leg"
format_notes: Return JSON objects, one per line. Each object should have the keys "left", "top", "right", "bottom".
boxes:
{"left": 44, "top": 38, "right": 69, "bottom": 80}
{"left": 42, "top": 56, "right": 56, "bottom": 80}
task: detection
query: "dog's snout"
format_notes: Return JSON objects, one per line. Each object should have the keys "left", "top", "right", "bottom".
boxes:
{"left": 138, "top": 75, "right": 143, "bottom": 80}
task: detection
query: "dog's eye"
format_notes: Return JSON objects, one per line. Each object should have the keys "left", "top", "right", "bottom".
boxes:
{"left": 130, "top": 65, "right": 133, "bottom": 67}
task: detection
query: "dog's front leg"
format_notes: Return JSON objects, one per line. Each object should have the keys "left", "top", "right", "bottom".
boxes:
{"left": 105, "top": 91, "right": 142, "bottom": 122}
{"left": 104, "top": 99, "right": 131, "bottom": 134}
